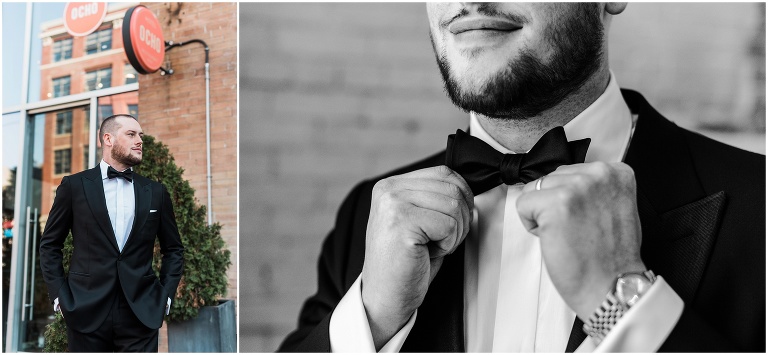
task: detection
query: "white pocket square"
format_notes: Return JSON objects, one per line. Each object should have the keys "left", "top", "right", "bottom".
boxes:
{"left": 150, "top": 210, "right": 157, "bottom": 213}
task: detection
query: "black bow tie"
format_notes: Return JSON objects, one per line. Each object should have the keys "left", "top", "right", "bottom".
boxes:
{"left": 107, "top": 166, "right": 133, "bottom": 182}
{"left": 445, "top": 126, "right": 591, "bottom": 195}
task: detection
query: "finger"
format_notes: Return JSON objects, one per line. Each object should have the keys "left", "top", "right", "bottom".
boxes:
{"left": 519, "top": 163, "right": 591, "bottom": 193}
{"left": 387, "top": 177, "right": 469, "bottom": 202}
{"left": 550, "top": 161, "right": 627, "bottom": 180}
{"left": 400, "top": 190, "right": 471, "bottom": 246}
{"left": 396, "top": 166, "right": 474, "bottom": 210}
{"left": 428, "top": 257, "right": 444, "bottom": 284}
{"left": 377, "top": 174, "right": 474, "bottom": 214}
{"left": 382, "top": 178, "right": 474, "bottom": 233}
{"left": 415, "top": 165, "right": 475, "bottom": 213}
{"left": 549, "top": 162, "right": 591, "bottom": 175}
{"left": 521, "top": 173, "right": 582, "bottom": 193}
{"left": 392, "top": 189, "right": 471, "bottom": 245}
{"left": 409, "top": 207, "right": 464, "bottom": 257}
{"left": 516, "top": 188, "right": 565, "bottom": 235}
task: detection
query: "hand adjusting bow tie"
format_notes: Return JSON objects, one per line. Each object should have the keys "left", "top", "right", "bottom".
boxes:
{"left": 107, "top": 166, "right": 133, "bottom": 182}
{"left": 445, "top": 126, "right": 591, "bottom": 195}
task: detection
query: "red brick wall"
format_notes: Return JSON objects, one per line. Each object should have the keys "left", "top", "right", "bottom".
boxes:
{"left": 138, "top": 1, "right": 238, "bottom": 310}
{"left": 239, "top": 3, "right": 765, "bottom": 351}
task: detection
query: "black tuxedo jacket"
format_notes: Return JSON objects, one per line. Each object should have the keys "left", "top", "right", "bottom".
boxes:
{"left": 39, "top": 166, "right": 184, "bottom": 333}
{"left": 278, "top": 90, "right": 765, "bottom": 352}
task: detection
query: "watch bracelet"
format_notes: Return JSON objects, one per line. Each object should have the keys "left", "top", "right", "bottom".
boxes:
{"left": 582, "top": 292, "right": 626, "bottom": 341}
{"left": 582, "top": 270, "right": 656, "bottom": 341}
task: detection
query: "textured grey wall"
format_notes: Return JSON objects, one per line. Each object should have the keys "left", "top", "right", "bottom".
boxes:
{"left": 238, "top": 3, "right": 765, "bottom": 351}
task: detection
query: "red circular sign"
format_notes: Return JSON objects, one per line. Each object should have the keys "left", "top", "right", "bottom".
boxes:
{"left": 63, "top": 2, "right": 108, "bottom": 37}
{"left": 123, "top": 5, "right": 164, "bottom": 74}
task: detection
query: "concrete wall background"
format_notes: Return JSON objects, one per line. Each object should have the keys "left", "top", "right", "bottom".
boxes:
{"left": 238, "top": 3, "right": 765, "bottom": 351}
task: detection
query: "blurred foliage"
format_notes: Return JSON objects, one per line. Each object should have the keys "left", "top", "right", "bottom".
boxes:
{"left": 42, "top": 312, "right": 68, "bottom": 352}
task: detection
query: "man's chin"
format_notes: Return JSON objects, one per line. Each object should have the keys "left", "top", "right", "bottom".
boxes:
{"left": 123, "top": 157, "right": 142, "bottom": 167}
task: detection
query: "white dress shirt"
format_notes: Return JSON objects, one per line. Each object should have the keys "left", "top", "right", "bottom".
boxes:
{"left": 100, "top": 160, "right": 136, "bottom": 252}
{"left": 329, "top": 74, "right": 684, "bottom": 352}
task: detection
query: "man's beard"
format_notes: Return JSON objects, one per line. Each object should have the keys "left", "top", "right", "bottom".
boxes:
{"left": 111, "top": 143, "right": 142, "bottom": 167}
{"left": 433, "top": 4, "right": 604, "bottom": 120}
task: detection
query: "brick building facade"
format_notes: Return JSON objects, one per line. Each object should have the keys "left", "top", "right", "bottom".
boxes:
{"left": 137, "top": 2, "right": 238, "bottom": 303}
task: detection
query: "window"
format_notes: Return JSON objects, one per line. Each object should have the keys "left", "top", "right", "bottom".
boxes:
{"left": 51, "top": 76, "right": 70, "bottom": 98}
{"left": 54, "top": 149, "right": 71, "bottom": 175}
{"left": 84, "top": 106, "right": 91, "bottom": 130}
{"left": 85, "top": 67, "right": 112, "bottom": 91}
{"left": 85, "top": 28, "right": 112, "bottom": 55}
{"left": 124, "top": 64, "right": 138, "bottom": 85}
{"left": 98, "top": 105, "right": 113, "bottom": 119}
{"left": 127, "top": 105, "right": 138, "bottom": 119}
{"left": 55, "top": 110, "right": 72, "bottom": 135}
{"left": 84, "top": 145, "right": 90, "bottom": 170}
{"left": 52, "top": 38, "right": 73, "bottom": 62}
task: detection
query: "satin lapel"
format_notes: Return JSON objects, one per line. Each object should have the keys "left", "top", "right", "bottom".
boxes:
{"left": 622, "top": 89, "right": 726, "bottom": 303}
{"left": 621, "top": 90, "right": 704, "bottom": 212}
{"left": 125, "top": 173, "right": 151, "bottom": 250}
{"left": 401, "top": 244, "right": 465, "bottom": 352}
{"left": 82, "top": 166, "right": 119, "bottom": 252}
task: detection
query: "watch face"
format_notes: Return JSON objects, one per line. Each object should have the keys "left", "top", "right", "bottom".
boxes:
{"left": 616, "top": 274, "right": 652, "bottom": 307}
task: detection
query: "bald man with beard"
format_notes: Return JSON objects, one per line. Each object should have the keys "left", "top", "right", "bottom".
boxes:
{"left": 40, "top": 114, "right": 184, "bottom": 352}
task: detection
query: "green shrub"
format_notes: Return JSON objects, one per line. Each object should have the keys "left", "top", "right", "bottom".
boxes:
{"left": 43, "top": 135, "right": 231, "bottom": 352}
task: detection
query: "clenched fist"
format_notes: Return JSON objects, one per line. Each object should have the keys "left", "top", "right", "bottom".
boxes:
{"left": 361, "top": 166, "right": 474, "bottom": 349}
{"left": 517, "top": 161, "right": 646, "bottom": 321}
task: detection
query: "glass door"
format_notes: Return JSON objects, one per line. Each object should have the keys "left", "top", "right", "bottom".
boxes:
{"left": 2, "top": 113, "right": 22, "bottom": 351}
{"left": 9, "top": 104, "right": 91, "bottom": 352}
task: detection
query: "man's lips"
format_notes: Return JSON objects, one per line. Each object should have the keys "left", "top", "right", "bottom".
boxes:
{"left": 448, "top": 17, "right": 522, "bottom": 35}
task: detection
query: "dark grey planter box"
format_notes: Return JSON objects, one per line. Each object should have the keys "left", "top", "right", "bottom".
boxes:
{"left": 167, "top": 299, "right": 237, "bottom": 352}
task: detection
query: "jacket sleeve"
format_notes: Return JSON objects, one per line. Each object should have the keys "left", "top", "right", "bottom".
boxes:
{"left": 278, "top": 182, "right": 369, "bottom": 352}
{"left": 658, "top": 306, "right": 759, "bottom": 352}
{"left": 157, "top": 184, "right": 185, "bottom": 302}
{"left": 39, "top": 176, "right": 73, "bottom": 303}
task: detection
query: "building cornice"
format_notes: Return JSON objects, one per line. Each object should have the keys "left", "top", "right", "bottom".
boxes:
{"left": 40, "top": 48, "right": 125, "bottom": 71}
{"left": 40, "top": 2, "right": 138, "bottom": 39}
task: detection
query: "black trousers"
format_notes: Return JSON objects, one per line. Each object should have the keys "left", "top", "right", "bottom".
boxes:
{"left": 66, "top": 287, "right": 159, "bottom": 352}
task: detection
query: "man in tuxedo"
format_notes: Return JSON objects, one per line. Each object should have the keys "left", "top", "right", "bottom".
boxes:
{"left": 39, "top": 114, "right": 184, "bottom": 352}
{"left": 279, "top": 3, "right": 764, "bottom": 352}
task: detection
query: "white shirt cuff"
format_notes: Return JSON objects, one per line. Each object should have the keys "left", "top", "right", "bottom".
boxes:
{"left": 576, "top": 275, "right": 684, "bottom": 352}
{"left": 329, "top": 274, "right": 417, "bottom": 352}
{"left": 56, "top": 296, "right": 172, "bottom": 315}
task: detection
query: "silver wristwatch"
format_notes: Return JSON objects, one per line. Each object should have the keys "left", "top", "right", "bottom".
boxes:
{"left": 582, "top": 270, "right": 656, "bottom": 341}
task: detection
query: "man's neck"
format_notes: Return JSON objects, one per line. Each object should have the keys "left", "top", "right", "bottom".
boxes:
{"left": 476, "top": 68, "right": 611, "bottom": 153}
{"left": 103, "top": 154, "right": 131, "bottom": 172}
